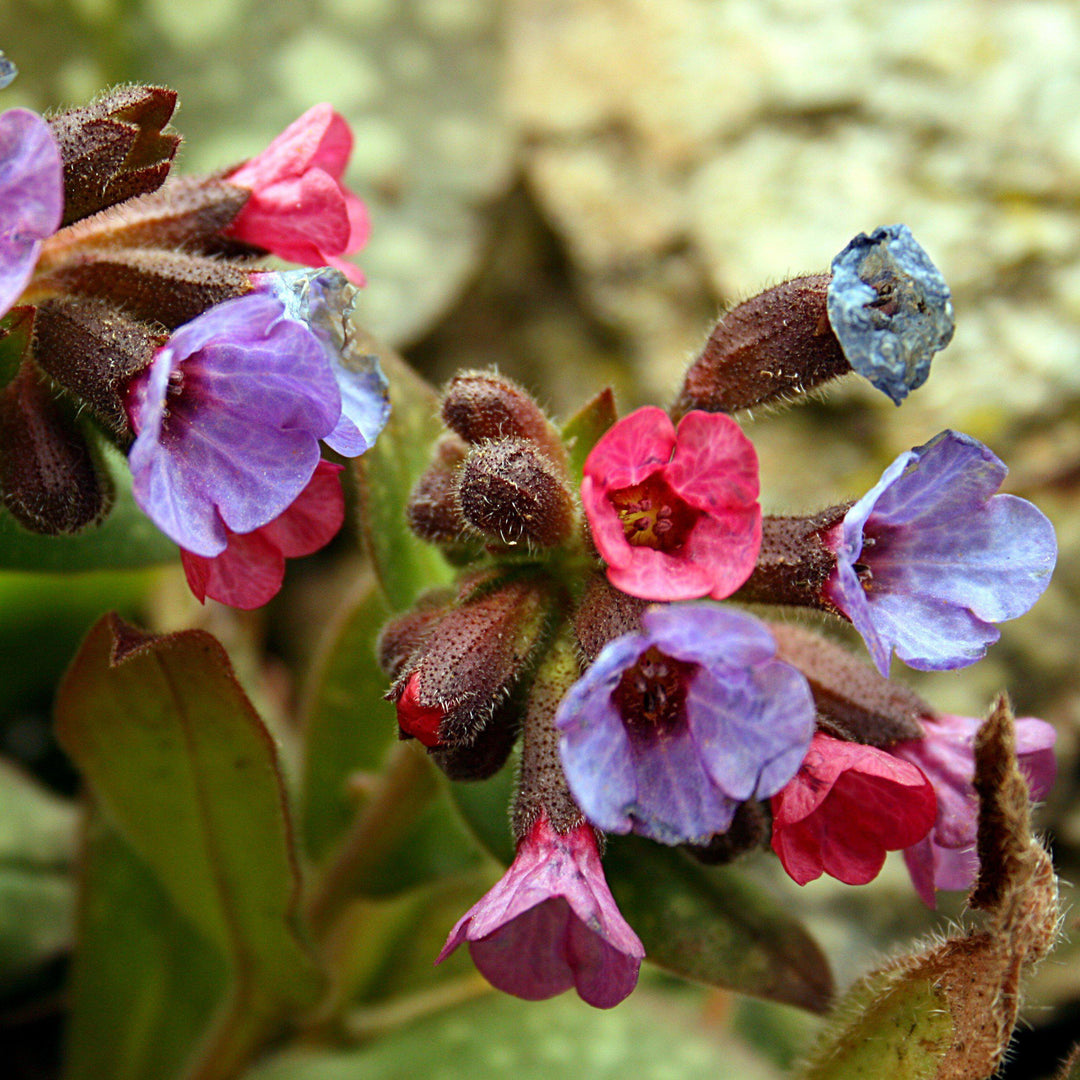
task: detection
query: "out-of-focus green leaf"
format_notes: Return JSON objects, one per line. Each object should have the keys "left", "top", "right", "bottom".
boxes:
{"left": 243, "top": 989, "right": 778, "bottom": 1080}
{"left": 445, "top": 750, "right": 518, "bottom": 868}
{"left": 604, "top": 836, "right": 833, "bottom": 1014}
{"left": 561, "top": 386, "right": 617, "bottom": 485}
{"left": 300, "top": 578, "right": 398, "bottom": 863}
{"left": 0, "top": 759, "right": 76, "bottom": 991}
{"left": 64, "top": 812, "right": 228, "bottom": 1080}
{"left": 54, "top": 614, "right": 324, "bottom": 1054}
{"left": 351, "top": 338, "right": 453, "bottom": 611}
{"left": 796, "top": 969, "right": 951, "bottom": 1080}
{"left": 0, "top": 442, "right": 177, "bottom": 572}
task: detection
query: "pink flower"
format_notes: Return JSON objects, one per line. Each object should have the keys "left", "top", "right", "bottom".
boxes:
{"left": 771, "top": 733, "right": 936, "bottom": 885}
{"left": 180, "top": 460, "right": 344, "bottom": 609}
{"left": 226, "top": 105, "right": 369, "bottom": 285}
{"left": 581, "top": 407, "right": 761, "bottom": 601}
{"left": 893, "top": 712, "right": 1057, "bottom": 906}
{"left": 437, "top": 813, "right": 644, "bottom": 1008}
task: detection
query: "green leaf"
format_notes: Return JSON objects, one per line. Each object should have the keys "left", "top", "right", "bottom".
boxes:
{"left": 350, "top": 337, "right": 453, "bottom": 611}
{"left": 0, "top": 759, "right": 77, "bottom": 992}
{"left": 0, "top": 442, "right": 178, "bottom": 572}
{"left": 300, "top": 578, "right": 398, "bottom": 863}
{"left": 795, "top": 969, "right": 952, "bottom": 1080}
{"left": 561, "top": 386, "right": 617, "bottom": 486}
{"left": 445, "top": 749, "right": 518, "bottom": 868}
{"left": 243, "top": 988, "right": 777, "bottom": 1080}
{"left": 54, "top": 614, "right": 325, "bottom": 1055}
{"left": 604, "top": 836, "right": 834, "bottom": 1014}
{"left": 64, "top": 812, "right": 228, "bottom": 1080}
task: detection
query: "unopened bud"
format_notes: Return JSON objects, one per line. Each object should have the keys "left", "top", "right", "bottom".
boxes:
{"left": 406, "top": 435, "right": 469, "bottom": 546}
{"left": 47, "top": 85, "right": 180, "bottom": 226}
{"left": 430, "top": 695, "right": 522, "bottom": 781}
{"left": 685, "top": 801, "right": 770, "bottom": 865}
{"left": 32, "top": 297, "right": 165, "bottom": 441}
{"left": 769, "top": 623, "right": 927, "bottom": 746}
{"left": 441, "top": 371, "right": 567, "bottom": 469}
{"left": 573, "top": 573, "right": 648, "bottom": 665}
{"left": 396, "top": 673, "right": 448, "bottom": 747}
{"left": 0, "top": 360, "right": 111, "bottom": 533}
{"left": 375, "top": 588, "right": 455, "bottom": 679}
{"left": 458, "top": 437, "right": 575, "bottom": 549}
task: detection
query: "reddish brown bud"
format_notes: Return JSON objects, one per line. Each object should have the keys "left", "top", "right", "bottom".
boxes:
{"left": 0, "top": 360, "right": 111, "bottom": 533}
{"left": 732, "top": 507, "right": 848, "bottom": 610}
{"left": 406, "top": 434, "right": 469, "bottom": 546}
{"left": 672, "top": 275, "right": 849, "bottom": 418}
{"left": 441, "top": 370, "right": 567, "bottom": 469}
{"left": 429, "top": 695, "right": 522, "bottom": 781}
{"left": 32, "top": 297, "right": 165, "bottom": 441}
{"left": 574, "top": 573, "right": 648, "bottom": 665}
{"left": 386, "top": 574, "right": 556, "bottom": 748}
{"left": 48, "top": 86, "right": 180, "bottom": 226}
{"left": 685, "top": 801, "right": 771, "bottom": 865}
{"left": 769, "top": 623, "right": 928, "bottom": 746}
{"left": 375, "top": 588, "right": 455, "bottom": 678}
{"left": 32, "top": 248, "right": 252, "bottom": 331}
{"left": 458, "top": 437, "right": 575, "bottom": 549}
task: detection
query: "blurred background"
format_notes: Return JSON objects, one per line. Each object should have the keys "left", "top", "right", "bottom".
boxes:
{"left": 1, "top": 1, "right": 1078, "bottom": 1077}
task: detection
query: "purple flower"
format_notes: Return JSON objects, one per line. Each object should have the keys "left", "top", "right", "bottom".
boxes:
{"left": 893, "top": 712, "right": 1057, "bottom": 906}
{"left": 437, "top": 813, "right": 644, "bottom": 1008}
{"left": 555, "top": 603, "right": 815, "bottom": 845}
{"left": 126, "top": 271, "right": 388, "bottom": 556}
{"left": 0, "top": 108, "right": 63, "bottom": 318}
{"left": 826, "top": 224, "right": 954, "bottom": 405}
{"left": 823, "top": 430, "right": 1056, "bottom": 676}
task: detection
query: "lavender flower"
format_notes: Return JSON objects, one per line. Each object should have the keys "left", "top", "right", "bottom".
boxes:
{"left": 555, "top": 603, "right": 815, "bottom": 845}
{"left": 823, "top": 431, "right": 1056, "bottom": 676}
{"left": 125, "top": 273, "right": 389, "bottom": 557}
{"left": 0, "top": 108, "right": 62, "bottom": 318}
{"left": 827, "top": 224, "right": 954, "bottom": 405}
{"left": 893, "top": 712, "right": 1057, "bottom": 906}
{"left": 437, "top": 813, "right": 643, "bottom": 1008}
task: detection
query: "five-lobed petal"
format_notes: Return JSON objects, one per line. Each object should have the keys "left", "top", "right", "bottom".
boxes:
{"left": 0, "top": 108, "right": 63, "bottom": 319}
{"left": 437, "top": 813, "right": 643, "bottom": 1009}
{"left": 556, "top": 603, "right": 815, "bottom": 846}
{"left": 824, "top": 430, "right": 1057, "bottom": 676}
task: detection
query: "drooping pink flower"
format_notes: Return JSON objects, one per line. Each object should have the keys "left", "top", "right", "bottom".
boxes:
{"left": 437, "top": 813, "right": 644, "bottom": 1008}
{"left": 180, "top": 460, "right": 344, "bottom": 609}
{"left": 893, "top": 712, "right": 1057, "bottom": 906}
{"left": 581, "top": 407, "right": 761, "bottom": 602}
{"left": 226, "top": 104, "right": 369, "bottom": 285}
{"left": 770, "top": 733, "right": 936, "bottom": 886}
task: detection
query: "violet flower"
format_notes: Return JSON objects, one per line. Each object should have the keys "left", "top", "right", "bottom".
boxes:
{"left": 0, "top": 108, "right": 63, "bottom": 318}
{"left": 555, "top": 603, "right": 815, "bottom": 846}
{"left": 125, "top": 271, "right": 388, "bottom": 557}
{"left": 437, "top": 812, "right": 643, "bottom": 1008}
{"left": 826, "top": 224, "right": 954, "bottom": 405}
{"left": 823, "top": 430, "right": 1056, "bottom": 676}
{"left": 893, "top": 712, "right": 1057, "bottom": 906}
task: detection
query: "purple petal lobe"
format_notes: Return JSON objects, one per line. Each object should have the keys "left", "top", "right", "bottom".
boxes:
{"left": 257, "top": 268, "right": 389, "bottom": 456}
{"left": 827, "top": 224, "right": 954, "bottom": 404}
{"left": 0, "top": 108, "right": 63, "bottom": 318}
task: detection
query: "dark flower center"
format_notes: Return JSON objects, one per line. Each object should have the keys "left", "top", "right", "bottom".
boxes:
{"left": 612, "top": 646, "right": 699, "bottom": 741}
{"left": 608, "top": 473, "right": 700, "bottom": 553}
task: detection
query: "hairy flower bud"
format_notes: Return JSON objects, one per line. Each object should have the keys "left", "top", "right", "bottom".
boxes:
{"left": 684, "top": 801, "right": 771, "bottom": 865}
{"left": 47, "top": 85, "right": 180, "bottom": 226}
{"left": 458, "top": 437, "right": 575, "bottom": 549}
{"left": 769, "top": 623, "right": 927, "bottom": 747}
{"left": 430, "top": 694, "right": 522, "bottom": 781}
{"left": 441, "top": 370, "right": 567, "bottom": 469}
{"left": 32, "top": 297, "right": 165, "bottom": 440}
{"left": 0, "top": 359, "right": 111, "bottom": 533}
{"left": 573, "top": 573, "right": 648, "bottom": 665}
{"left": 387, "top": 574, "right": 556, "bottom": 747}
{"left": 405, "top": 435, "right": 469, "bottom": 546}
{"left": 375, "top": 588, "right": 455, "bottom": 678}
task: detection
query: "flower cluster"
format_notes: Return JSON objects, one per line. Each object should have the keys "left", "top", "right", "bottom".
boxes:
{"left": 0, "top": 91, "right": 386, "bottom": 607}
{"left": 382, "top": 225, "right": 1058, "bottom": 1008}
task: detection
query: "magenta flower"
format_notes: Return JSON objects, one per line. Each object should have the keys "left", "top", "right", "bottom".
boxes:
{"left": 822, "top": 430, "right": 1056, "bottom": 676}
{"left": 125, "top": 271, "right": 388, "bottom": 557}
{"left": 226, "top": 104, "right": 369, "bottom": 285}
{"left": 437, "top": 812, "right": 643, "bottom": 1008}
{"left": 770, "top": 733, "right": 937, "bottom": 886}
{"left": 0, "top": 108, "right": 63, "bottom": 318}
{"left": 180, "top": 459, "right": 344, "bottom": 609}
{"left": 893, "top": 713, "right": 1057, "bottom": 906}
{"left": 581, "top": 407, "right": 761, "bottom": 602}
{"left": 556, "top": 603, "right": 814, "bottom": 845}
